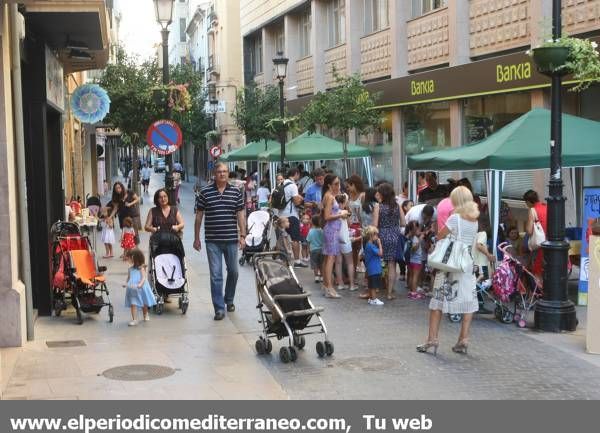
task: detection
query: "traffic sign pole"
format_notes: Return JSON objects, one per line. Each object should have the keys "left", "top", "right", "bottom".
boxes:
{"left": 147, "top": 119, "right": 183, "bottom": 205}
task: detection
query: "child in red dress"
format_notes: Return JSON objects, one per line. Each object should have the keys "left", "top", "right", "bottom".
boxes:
{"left": 121, "top": 216, "right": 136, "bottom": 259}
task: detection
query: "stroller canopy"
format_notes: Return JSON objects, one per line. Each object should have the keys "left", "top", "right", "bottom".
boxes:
{"left": 150, "top": 231, "right": 185, "bottom": 258}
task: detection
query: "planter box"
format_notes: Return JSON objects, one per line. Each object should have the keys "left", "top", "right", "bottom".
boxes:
{"left": 532, "top": 46, "right": 571, "bottom": 76}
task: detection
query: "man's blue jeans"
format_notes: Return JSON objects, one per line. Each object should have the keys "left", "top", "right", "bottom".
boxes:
{"left": 205, "top": 241, "right": 239, "bottom": 313}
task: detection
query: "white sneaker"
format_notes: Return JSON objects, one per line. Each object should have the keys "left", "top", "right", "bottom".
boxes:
{"left": 348, "top": 285, "right": 359, "bottom": 291}
{"left": 416, "top": 287, "right": 425, "bottom": 294}
{"left": 314, "top": 277, "right": 321, "bottom": 283}
{"left": 128, "top": 320, "right": 137, "bottom": 326}
{"left": 337, "top": 284, "right": 347, "bottom": 291}
{"left": 143, "top": 314, "right": 150, "bottom": 322}
{"left": 368, "top": 298, "right": 385, "bottom": 306}
{"left": 317, "top": 276, "right": 323, "bottom": 282}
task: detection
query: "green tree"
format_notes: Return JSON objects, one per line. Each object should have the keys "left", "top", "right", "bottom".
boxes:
{"left": 234, "top": 84, "right": 280, "bottom": 146}
{"left": 300, "top": 72, "right": 383, "bottom": 175}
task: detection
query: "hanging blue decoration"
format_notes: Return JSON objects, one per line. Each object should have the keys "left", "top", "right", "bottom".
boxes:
{"left": 70, "top": 84, "right": 111, "bottom": 124}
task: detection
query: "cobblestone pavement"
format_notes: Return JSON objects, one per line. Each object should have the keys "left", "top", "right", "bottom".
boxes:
{"left": 189, "top": 185, "right": 600, "bottom": 401}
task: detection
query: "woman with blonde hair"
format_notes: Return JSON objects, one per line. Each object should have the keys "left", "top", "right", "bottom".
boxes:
{"left": 417, "top": 186, "right": 480, "bottom": 355}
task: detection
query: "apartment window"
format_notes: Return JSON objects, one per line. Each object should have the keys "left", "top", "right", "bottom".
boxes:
{"left": 275, "top": 27, "right": 285, "bottom": 54}
{"left": 411, "top": 0, "right": 446, "bottom": 18}
{"left": 364, "top": 0, "right": 389, "bottom": 34}
{"left": 180, "top": 18, "right": 187, "bottom": 42}
{"left": 299, "top": 10, "right": 311, "bottom": 57}
{"left": 252, "top": 36, "right": 263, "bottom": 74}
{"left": 327, "top": 0, "right": 345, "bottom": 47}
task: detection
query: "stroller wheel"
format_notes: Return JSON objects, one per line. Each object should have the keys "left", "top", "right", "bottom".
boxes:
{"left": 294, "top": 335, "right": 306, "bottom": 350}
{"left": 265, "top": 339, "right": 273, "bottom": 354}
{"left": 448, "top": 313, "right": 462, "bottom": 323}
{"left": 494, "top": 305, "right": 503, "bottom": 320}
{"left": 156, "top": 303, "right": 164, "bottom": 315}
{"left": 324, "top": 341, "right": 334, "bottom": 356}
{"left": 76, "top": 307, "right": 83, "bottom": 325}
{"left": 501, "top": 310, "right": 514, "bottom": 324}
{"left": 239, "top": 257, "right": 245, "bottom": 266}
{"left": 279, "top": 346, "right": 292, "bottom": 363}
{"left": 518, "top": 319, "right": 527, "bottom": 328}
{"left": 181, "top": 300, "right": 189, "bottom": 315}
{"left": 108, "top": 305, "right": 114, "bottom": 323}
{"left": 255, "top": 339, "right": 266, "bottom": 355}
{"left": 289, "top": 346, "right": 298, "bottom": 362}
{"left": 316, "top": 341, "right": 326, "bottom": 358}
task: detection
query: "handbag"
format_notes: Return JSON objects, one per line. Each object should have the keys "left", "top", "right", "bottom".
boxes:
{"left": 427, "top": 217, "right": 473, "bottom": 273}
{"left": 528, "top": 208, "right": 546, "bottom": 251}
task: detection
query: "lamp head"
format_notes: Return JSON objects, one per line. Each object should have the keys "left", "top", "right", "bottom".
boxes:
{"left": 154, "top": 0, "right": 175, "bottom": 29}
{"left": 273, "top": 51, "right": 289, "bottom": 80}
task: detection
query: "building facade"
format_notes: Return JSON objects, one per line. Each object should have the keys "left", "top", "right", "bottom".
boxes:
{"left": 0, "top": 0, "right": 110, "bottom": 370}
{"left": 240, "top": 0, "right": 600, "bottom": 219}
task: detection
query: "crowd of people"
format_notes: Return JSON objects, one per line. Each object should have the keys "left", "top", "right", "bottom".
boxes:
{"left": 82, "top": 162, "right": 549, "bottom": 349}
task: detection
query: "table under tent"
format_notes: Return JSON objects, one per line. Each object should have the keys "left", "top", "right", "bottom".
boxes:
{"left": 257, "top": 132, "right": 374, "bottom": 189}
{"left": 407, "top": 108, "right": 600, "bottom": 259}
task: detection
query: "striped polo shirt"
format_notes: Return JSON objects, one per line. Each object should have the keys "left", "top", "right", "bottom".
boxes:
{"left": 195, "top": 182, "right": 244, "bottom": 243}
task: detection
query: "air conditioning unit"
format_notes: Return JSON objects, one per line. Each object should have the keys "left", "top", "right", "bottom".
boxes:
{"left": 97, "top": 143, "right": 105, "bottom": 158}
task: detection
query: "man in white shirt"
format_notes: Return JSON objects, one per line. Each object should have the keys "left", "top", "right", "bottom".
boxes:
{"left": 141, "top": 163, "right": 152, "bottom": 194}
{"left": 405, "top": 203, "right": 437, "bottom": 230}
{"left": 279, "top": 168, "right": 307, "bottom": 268}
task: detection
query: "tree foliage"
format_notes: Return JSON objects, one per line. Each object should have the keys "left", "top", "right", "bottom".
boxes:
{"left": 234, "top": 84, "right": 281, "bottom": 144}
{"left": 300, "top": 73, "right": 383, "bottom": 167}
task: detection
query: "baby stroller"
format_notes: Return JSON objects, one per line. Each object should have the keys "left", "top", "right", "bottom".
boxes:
{"left": 239, "top": 209, "right": 273, "bottom": 266}
{"left": 252, "top": 252, "right": 333, "bottom": 363}
{"left": 148, "top": 230, "right": 189, "bottom": 314}
{"left": 50, "top": 221, "right": 114, "bottom": 324}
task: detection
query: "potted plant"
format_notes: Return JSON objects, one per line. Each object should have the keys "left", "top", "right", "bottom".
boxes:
{"left": 205, "top": 130, "right": 221, "bottom": 145}
{"left": 530, "top": 36, "right": 600, "bottom": 90}
{"left": 151, "top": 83, "right": 192, "bottom": 112}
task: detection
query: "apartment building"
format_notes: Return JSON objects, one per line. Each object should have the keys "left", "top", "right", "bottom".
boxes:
{"left": 240, "top": 0, "right": 600, "bottom": 210}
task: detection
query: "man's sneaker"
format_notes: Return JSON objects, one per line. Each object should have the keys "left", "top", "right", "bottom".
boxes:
{"left": 315, "top": 277, "right": 321, "bottom": 283}
{"left": 368, "top": 298, "right": 384, "bottom": 306}
{"left": 294, "top": 261, "right": 308, "bottom": 268}
{"left": 317, "top": 275, "right": 323, "bottom": 282}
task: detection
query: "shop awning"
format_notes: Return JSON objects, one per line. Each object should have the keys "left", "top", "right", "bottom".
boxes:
{"left": 23, "top": 0, "right": 110, "bottom": 74}
{"left": 220, "top": 139, "right": 280, "bottom": 162}
{"left": 258, "top": 132, "right": 371, "bottom": 162}
{"left": 407, "top": 108, "right": 600, "bottom": 171}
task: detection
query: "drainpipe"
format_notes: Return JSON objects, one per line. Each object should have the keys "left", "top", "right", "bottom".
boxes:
{"left": 9, "top": 3, "right": 34, "bottom": 341}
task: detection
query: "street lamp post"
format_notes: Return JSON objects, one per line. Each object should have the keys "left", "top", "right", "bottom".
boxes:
{"left": 208, "top": 82, "right": 218, "bottom": 180}
{"left": 273, "top": 52, "right": 289, "bottom": 173}
{"left": 535, "top": 0, "right": 577, "bottom": 332}
{"left": 154, "top": 0, "right": 176, "bottom": 204}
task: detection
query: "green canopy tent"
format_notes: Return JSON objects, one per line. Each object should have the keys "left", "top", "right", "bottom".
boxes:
{"left": 407, "top": 108, "right": 600, "bottom": 257}
{"left": 257, "top": 132, "right": 373, "bottom": 187}
{"left": 220, "top": 139, "right": 280, "bottom": 162}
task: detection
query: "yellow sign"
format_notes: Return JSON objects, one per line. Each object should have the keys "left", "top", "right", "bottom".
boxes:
{"left": 496, "top": 62, "right": 532, "bottom": 84}
{"left": 411, "top": 79, "right": 435, "bottom": 96}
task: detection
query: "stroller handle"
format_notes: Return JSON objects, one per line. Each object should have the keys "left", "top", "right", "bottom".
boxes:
{"left": 251, "top": 251, "right": 293, "bottom": 267}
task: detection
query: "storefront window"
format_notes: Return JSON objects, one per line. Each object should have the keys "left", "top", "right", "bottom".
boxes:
{"left": 356, "top": 111, "right": 393, "bottom": 183}
{"left": 403, "top": 102, "right": 450, "bottom": 156}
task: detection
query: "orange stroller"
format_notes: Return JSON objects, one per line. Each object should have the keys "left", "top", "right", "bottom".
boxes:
{"left": 51, "top": 222, "right": 114, "bottom": 324}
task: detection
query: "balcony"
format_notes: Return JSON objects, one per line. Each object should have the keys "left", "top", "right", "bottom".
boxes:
{"left": 360, "top": 29, "right": 392, "bottom": 81}
{"left": 207, "top": 54, "right": 219, "bottom": 76}
{"left": 325, "top": 44, "right": 347, "bottom": 88}
{"left": 296, "top": 56, "right": 314, "bottom": 96}
{"left": 469, "top": 0, "right": 530, "bottom": 58}
{"left": 563, "top": 0, "right": 600, "bottom": 36}
{"left": 407, "top": 8, "right": 449, "bottom": 71}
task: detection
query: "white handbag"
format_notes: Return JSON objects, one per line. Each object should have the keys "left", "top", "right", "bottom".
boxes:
{"left": 427, "top": 217, "right": 473, "bottom": 273}
{"left": 528, "top": 208, "right": 546, "bottom": 251}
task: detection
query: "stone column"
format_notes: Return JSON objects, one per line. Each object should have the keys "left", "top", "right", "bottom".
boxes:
{"left": 390, "top": 0, "right": 410, "bottom": 78}
{"left": 312, "top": 0, "right": 327, "bottom": 92}
{"left": 345, "top": 0, "right": 362, "bottom": 75}
{"left": 531, "top": 0, "right": 553, "bottom": 47}
{"left": 262, "top": 26, "right": 275, "bottom": 85}
{"left": 448, "top": 0, "right": 470, "bottom": 67}
{"left": 284, "top": 13, "right": 300, "bottom": 100}
{"left": 0, "top": 12, "right": 26, "bottom": 349}
{"left": 392, "top": 108, "right": 404, "bottom": 191}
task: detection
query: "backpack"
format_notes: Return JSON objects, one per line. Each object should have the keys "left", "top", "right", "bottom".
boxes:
{"left": 492, "top": 257, "right": 518, "bottom": 302}
{"left": 271, "top": 180, "right": 293, "bottom": 210}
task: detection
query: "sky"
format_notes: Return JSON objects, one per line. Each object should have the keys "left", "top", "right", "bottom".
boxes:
{"left": 118, "top": 0, "right": 162, "bottom": 60}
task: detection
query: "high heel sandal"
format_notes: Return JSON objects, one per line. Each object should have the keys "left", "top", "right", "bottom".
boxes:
{"left": 416, "top": 340, "right": 439, "bottom": 356}
{"left": 452, "top": 340, "right": 468, "bottom": 355}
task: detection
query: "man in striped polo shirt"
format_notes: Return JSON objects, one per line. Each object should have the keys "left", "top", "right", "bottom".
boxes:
{"left": 194, "top": 163, "right": 247, "bottom": 320}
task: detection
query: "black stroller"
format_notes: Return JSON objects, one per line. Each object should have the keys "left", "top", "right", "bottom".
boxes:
{"left": 148, "top": 231, "right": 189, "bottom": 314}
{"left": 252, "top": 252, "right": 333, "bottom": 363}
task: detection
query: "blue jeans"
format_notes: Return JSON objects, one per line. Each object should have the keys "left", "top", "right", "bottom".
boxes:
{"left": 205, "top": 241, "right": 239, "bottom": 313}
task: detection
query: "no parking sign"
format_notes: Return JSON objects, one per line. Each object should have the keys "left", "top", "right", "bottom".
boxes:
{"left": 209, "top": 146, "right": 222, "bottom": 159}
{"left": 146, "top": 120, "right": 183, "bottom": 155}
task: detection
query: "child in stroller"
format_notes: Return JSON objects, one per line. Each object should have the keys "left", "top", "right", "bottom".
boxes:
{"left": 239, "top": 209, "right": 273, "bottom": 266}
